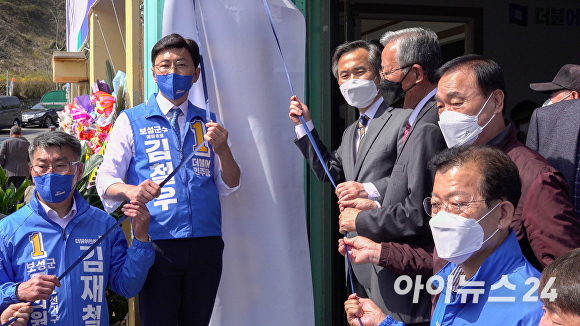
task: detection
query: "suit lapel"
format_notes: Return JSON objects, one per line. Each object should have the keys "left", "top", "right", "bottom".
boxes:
{"left": 353, "top": 103, "right": 391, "bottom": 179}
{"left": 343, "top": 123, "right": 357, "bottom": 181}
{"left": 397, "top": 97, "right": 436, "bottom": 158}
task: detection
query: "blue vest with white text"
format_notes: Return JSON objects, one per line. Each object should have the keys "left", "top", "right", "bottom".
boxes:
{"left": 124, "top": 94, "right": 221, "bottom": 240}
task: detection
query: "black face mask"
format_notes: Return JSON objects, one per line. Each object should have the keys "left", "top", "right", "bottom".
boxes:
{"left": 379, "top": 67, "right": 417, "bottom": 108}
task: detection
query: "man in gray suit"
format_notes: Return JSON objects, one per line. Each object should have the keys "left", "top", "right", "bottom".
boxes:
{"left": 338, "top": 28, "right": 446, "bottom": 325}
{"left": 0, "top": 126, "right": 30, "bottom": 189}
{"left": 289, "top": 39, "right": 412, "bottom": 320}
{"left": 289, "top": 40, "right": 409, "bottom": 203}
{"left": 527, "top": 98, "right": 580, "bottom": 217}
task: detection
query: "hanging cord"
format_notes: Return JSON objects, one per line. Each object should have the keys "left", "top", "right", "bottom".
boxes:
{"left": 261, "top": 1, "right": 362, "bottom": 325}
{"left": 110, "top": 0, "right": 126, "bottom": 50}
{"left": 95, "top": 13, "right": 115, "bottom": 72}
{"left": 192, "top": 0, "right": 212, "bottom": 123}
{"left": 197, "top": 0, "right": 225, "bottom": 120}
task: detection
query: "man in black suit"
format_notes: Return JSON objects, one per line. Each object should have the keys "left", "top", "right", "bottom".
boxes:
{"left": 289, "top": 40, "right": 409, "bottom": 203}
{"left": 338, "top": 28, "right": 446, "bottom": 325}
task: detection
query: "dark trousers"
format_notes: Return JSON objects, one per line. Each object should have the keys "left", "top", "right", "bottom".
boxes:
{"left": 139, "top": 236, "right": 224, "bottom": 326}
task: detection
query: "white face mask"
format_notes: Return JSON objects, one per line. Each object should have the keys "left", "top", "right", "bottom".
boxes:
{"left": 438, "top": 93, "right": 495, "bottom": 148}
{"left": 542, "top": 98, "right": 553, "bottom": 107}
{"left": 339, "top": 78, "right": 378, "bottom": 109}
{"left": 430, "top": 202, "right": 500, "bottom": 265}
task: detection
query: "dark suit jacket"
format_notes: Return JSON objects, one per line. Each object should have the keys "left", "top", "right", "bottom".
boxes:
{"left": 295, "top": 100, "right": 410, "bottom": 197}
{"left": 0, "top": 136, "right": 30, "bottom": 177}
{"left": 526, "top": 99, "right": 580, "bottom": 199}
{"left": 355, "top": 96, "right": 447, "bottom": 323}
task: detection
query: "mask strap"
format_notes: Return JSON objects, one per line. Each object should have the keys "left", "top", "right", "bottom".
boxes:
{"left": 482, "top": 228, "right": 499, "bottom": 244}
{"left": 400, "top": 65, "right": 418, "bottom": 93}
{"left": 477, "top": 201, "right": 501, "bottom": 244}
{"left": 475, "top": 92, "right": 494, "bottom": 117}
{"left": 476, "top": 92, "right": 496, "bottom": 130}
{"left": 476, "top": 201, "right": 501, "bottom": 223}
{"left": 559, "top": 92, "right": 572, "bottom": 102}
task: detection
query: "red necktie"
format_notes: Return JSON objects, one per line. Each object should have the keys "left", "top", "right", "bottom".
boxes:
{"left": 403, "top": 122, "right": 411, "bottom": 142}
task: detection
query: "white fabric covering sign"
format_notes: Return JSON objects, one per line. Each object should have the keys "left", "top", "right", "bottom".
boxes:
{"left": 161, "top": 1, "right": 314, "bottom": 325}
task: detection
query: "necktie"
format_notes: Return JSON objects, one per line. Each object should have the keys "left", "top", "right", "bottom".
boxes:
{"left": 170, "top": 107, "right": 182, "bottom": 146}
{"left": 357, "top": 115, "right": 369, "bottom": 154}
{"left": 403, "top": 122, "right": 412, "bottom": 142}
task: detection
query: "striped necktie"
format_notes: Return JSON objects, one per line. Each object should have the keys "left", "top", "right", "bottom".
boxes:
{"left": 170, "top": 107, "right": 182, "bottom": 146}
{"left": 357, "top": 115, "right": 369, "bottom": 154}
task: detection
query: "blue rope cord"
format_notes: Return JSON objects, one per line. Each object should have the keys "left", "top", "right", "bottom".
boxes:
{"left": 261, "top": 1, "right": 362, "bottom": 324}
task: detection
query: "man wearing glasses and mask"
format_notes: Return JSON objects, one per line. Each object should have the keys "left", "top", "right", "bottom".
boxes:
{"left": 0, "top": 132, "right": 154, "bottom": 325}
{"left": 96, "top": 34, "right": 241, "bottom": 325}
{"left": 344, "top": 146, "right": 544, "bottom": 326}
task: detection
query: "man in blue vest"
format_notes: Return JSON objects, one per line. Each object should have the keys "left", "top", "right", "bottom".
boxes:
{"left": 0, "top": 131, "right": 154, "bottom": 325}
{"left": 96, "top": 33, "right": 241, "bottom": 326}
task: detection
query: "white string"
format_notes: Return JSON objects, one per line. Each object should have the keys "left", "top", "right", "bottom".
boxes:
{"left": 111, "top": 0, "right": 126, "bottom": 50}
{"left": 195, "top": 0, "right": 214, "bottom": 123}
{"left": 95, "top": 13, "right": 116, "bottom": 72}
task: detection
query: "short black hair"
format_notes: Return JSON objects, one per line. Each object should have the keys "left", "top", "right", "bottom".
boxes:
{"left": 29, "top": 131, "right": 82, "bottom": 161}
{"left": 435, "top": 55, "right": 506, "bottom": 111}
{"left": 151, "top": 33, "right": 201, "bottom": 68}
{"left": 331, "top": 40, "right": 382, "bottom": 79}
{"left": 540, "top": 248, "right": 580, "bottom": 317}
{"left": 429, "top": 145, "right": 521, "bottom": 208}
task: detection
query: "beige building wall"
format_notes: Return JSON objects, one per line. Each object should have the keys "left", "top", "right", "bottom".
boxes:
{"left": 89, "top": 0, "right": 126, "bottom": 85}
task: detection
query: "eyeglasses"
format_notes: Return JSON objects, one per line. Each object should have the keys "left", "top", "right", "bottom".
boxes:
{"left": 154, "top": 62, "right": 193, "bottom": 74}
{"left": 423, "top": 197, "right": 487, "bottom": 217}
{"left": 31, "top": 161, "right": 80, "bottom": 175}
{"left": 379, "top": 65, "right": 411, "bottom": 78}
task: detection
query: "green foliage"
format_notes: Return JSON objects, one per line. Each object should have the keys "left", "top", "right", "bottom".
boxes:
{"left": 10, "top": 77, "right": 56, "bottom": 99}
{"left": 112, "top": 85, "right": 126, "bottom": 121}
{"left": 75, "top": 143, "right": 106, "bottom": 211}
{"left": 105, "top": 60, "right": 115, "bottom": 95}
{"left": 0, "top": 167, "right": 30, "bottom": 215}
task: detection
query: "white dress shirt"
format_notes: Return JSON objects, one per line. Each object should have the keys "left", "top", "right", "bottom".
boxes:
{"left": 96, "top": 94, "right": 240, "bottom": 213}
{"left": 39, "top": 197, "right": 78, "bottom": 229}
{"left": 407, "top": 87, "right": 437, "bottom": 127}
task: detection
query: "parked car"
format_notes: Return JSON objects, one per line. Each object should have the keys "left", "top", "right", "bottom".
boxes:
{"left": 21, "top": 103, "right": 60, "bottom": 128}
{"left": 0, "top": 96, "right": 22, "bottom": 129}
